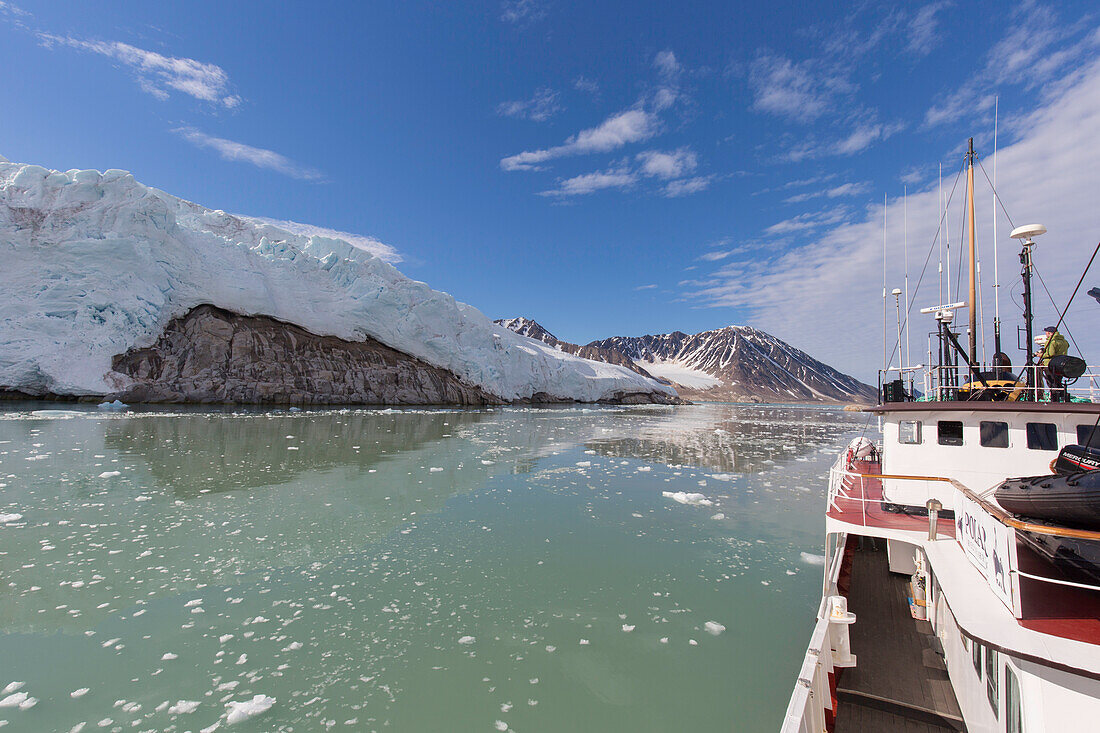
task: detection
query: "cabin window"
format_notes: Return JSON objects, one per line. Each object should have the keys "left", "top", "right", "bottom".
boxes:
{"left": 980, "top": 421, "right": 1009, "bottom": 448}
{"left": 1077, "top": 424, "right": 1100, "bottom": 449}
{"left": 1026, "top": 423, "right": 1058, "bottom": 451}
{"left": 1006, "top": 665, "right": 1023, "bottom": 733}
{"left": 986, "top": 647, "right": 999, "bottom": 717}
{"left": 971, "top": 640, "right": 982, "bottom": 676}
{"left": 938, "top": 421, "right": 964, "bottom": 446}
{"left": 899, "top": 420, "right": 922, "bottom": 444}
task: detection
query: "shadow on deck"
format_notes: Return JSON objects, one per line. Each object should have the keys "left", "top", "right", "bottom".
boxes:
{"left": 836, "top": 542, "right": 966, "bottom": 733}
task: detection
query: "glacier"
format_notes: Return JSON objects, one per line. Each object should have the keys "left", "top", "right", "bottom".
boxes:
{"left": 0, "top": 159, "right": 674, "bottom": 403}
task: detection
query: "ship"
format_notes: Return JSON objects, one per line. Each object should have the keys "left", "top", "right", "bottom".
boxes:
{"left": 782, "top": 139, "right": 1100, "bottom": 732}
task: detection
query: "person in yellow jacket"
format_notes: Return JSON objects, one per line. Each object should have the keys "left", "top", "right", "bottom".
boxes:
{"left": 1037, "top": 325, "right": 1070, "bottom": 400}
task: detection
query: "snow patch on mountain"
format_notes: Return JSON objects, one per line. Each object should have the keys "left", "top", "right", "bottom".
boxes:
{"left": 0, "top": 160, "right": 674, "bottom": 403}
{"left": 641, "top": 359, "right": 721, "bottom": 389}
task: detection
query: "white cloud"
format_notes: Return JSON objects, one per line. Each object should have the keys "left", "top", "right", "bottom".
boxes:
{"left": 497, "top": 87, "right": 561, "bottom": 121}
{"left": 173, "top": 127, "right": 322, "bottom": 180}
{"left": 636, "top": 148, "right": 697, "bottom": 179}
{"left": 38, "top": 34, "right": 241, "bottom": 109}
{"left": 634, "top": 283, "right": 658, "bottom": 290}
{"left": 784, "top": 181, "right": 870, "bottom": 203}
{"left": 764, "top": 205, "right": 851, "bottom": 236}
{"left": 749, "top": 53, "right": 848, "bottom": 122}
{"left": 663, "top": 176, "right": 713, "bottom": 198}
{"left": 248, "top": 217, "right": 401, "bottom": 263}
{"left": 685, "top": 57, "right": 1100, "bottom": 381}
{"left": 906, "top": 2, "right": 950, "bottom": 56}
{"left": 698, "top": 250, "right": 735, "bottom": 262}
{"left": 501, "top": 0, "right": 546, "bottom": 27}
{"left": 654, "top": 50, "right": 681, "bottom": 78}
{"left": 538, "top": 165, "right": 637, "bottom": 197}
{"left": 574, "top": 76, "right": 600, "bottom": 95}
{"left": 501, "top": 108, "right": 659, "bottom": 171}
{"left": 833, "top": 122, "right": 905, "bottom": 155}
{"left": 925, "top": 4, "right": 1100, "bottom": 127}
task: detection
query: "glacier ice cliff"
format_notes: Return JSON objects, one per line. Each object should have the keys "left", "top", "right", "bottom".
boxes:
{"left": 0, "top": 160, "right": 675, "bottom": 404}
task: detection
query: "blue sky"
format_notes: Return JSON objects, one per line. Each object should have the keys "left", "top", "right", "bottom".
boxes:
{"left": 2, "top": 0, "right": 1099, "bottom": 380}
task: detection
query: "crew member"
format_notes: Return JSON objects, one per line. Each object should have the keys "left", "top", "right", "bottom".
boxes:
{"left": 1037, "top": 325, "right": 1070, "bottom": 401}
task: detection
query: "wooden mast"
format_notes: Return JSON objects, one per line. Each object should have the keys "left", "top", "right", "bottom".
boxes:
{"left": 967, "top": 137, "right": 978, "bottom": 366}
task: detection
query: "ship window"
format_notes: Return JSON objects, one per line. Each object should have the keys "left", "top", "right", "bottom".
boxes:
{"left": 899, "top": 420, "right": 922, "bottom": 444}
{"left": 1077, "top": 424, "right": 1100, "bottom": 449}
{"left": 986, "top": 647, "right": 999, "bottom": 717}
{"left": 980, "top": 421, "right": 1009, "bottom": 448}
{"left": 938, "top": 421, "right": 964, "bottom": 446}
{"left": 1006, "top": 666, "right": 1023, "bottom": 733}
{"left": 1026, "top": 423, "right": 1058, "bottom": 451}
{"left": 971, "top": 640, "right": 982, "bottom": 676}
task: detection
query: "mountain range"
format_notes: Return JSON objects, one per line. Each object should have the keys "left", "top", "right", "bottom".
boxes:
{"left": 497, "top": 318, "right": 875, "bottom": 404}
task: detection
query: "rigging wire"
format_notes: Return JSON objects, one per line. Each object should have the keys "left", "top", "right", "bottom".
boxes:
{"left": 886, "top": 157, "right": 968, "bottom": 371}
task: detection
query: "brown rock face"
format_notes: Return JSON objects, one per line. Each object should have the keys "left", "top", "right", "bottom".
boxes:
{"left": 111, "top": 305, "right": 500, "bottom": 406}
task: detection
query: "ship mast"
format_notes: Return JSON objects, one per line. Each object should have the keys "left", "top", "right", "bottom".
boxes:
{"left": 966, "top": 137, "right": 978, "bottom": 366}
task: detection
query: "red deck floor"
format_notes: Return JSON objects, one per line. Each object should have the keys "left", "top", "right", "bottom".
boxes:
{"left": 826, "top": 459, "right": 956, "bottom": 539}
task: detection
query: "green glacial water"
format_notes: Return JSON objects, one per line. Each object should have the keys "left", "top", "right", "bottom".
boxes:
{"left": 0, "top": 403, "right": 866, "bottom": 732}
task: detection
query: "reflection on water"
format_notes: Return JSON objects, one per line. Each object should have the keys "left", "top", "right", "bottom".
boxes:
{"left": 0, "top": 403, "right": 865, "bottom": 732}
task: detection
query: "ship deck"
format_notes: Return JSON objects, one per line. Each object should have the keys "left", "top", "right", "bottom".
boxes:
{"left": 836, "top": 542, "right": 966, "bottom": 733}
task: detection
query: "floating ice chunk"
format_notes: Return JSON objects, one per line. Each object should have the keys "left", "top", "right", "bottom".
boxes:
{"left": 710, "top": 513, "right": 725, "bottom": 520}
{"left": 161, "top": 652, "right": 178, "bottom": 660}
{"left": 800, "top": 552, "right": 826, "bottom": 566}
{"left": 71, "top": 688, "right": 90, "bottom": 698}
{"left": 97, "top": 471, "right": 121, "bottom": 479}
{"left": 185, "top": 599, "right": 203, "bottom": 607}
{"left": 689, "top": 639, "right": 698, "bottom": 646}
{"left": 704, "top": 621, "right": 725, "bottom": 636}
{"left": 1, "top": 683, "right": 23, "bottom": 696}
{"left": 225, "top": 694, "right": 274, "bottom": 725}
{"left": 621, "top": 624, "right": 635, "bottom": 632}
{"left": 659, "top": 637, "right": 669, "bottom": 644}
{"left": 575, "top": 461, "right": 591, "bottom": 468}
{"left": 481, "top": 460, "right": 495, "bottom": 465}
{"left": 0, "top": 513, "right": 22, "bottom": 523}
{"left": 168, "top": 700, "right": 200, "bottom": 714}
{"left": 219, "top": 634, "right": 234, "bottom": 643}
{"left": 282, "top": 641, "right": 302, "bottom": 651}
{"left": 69, "top": 724, "right": 86, "bottom": 733}
{"left": 458, "top": 635, "right": 476, "bottom": 645}
{"left": 661, "top": 491, "right": 713, "bottom": 507}
{"left": 494, "top": 722, "right": 508, "bottom": 732}
{"left": 0, "top": 692, "right": 27, "bottom": 708}
{"left": 636, "top": 466, "right": 652, "bottom": 472}
{"left": 544, "top": 645, "right": 556, "bottom": 652}
{"left": 134, "top": 495, "right": 151, "bottom": 502}
{"left": 97, "top": 400, "right": 128, "bottom": 411}
{"left": 578, "top": 639, "right": 590, "bottom": 645}
{"left": 19, "top": 697, "right": 37, "bottom": 710}
{"left": 429, "top": 467, "right": 444, "bottom": 472}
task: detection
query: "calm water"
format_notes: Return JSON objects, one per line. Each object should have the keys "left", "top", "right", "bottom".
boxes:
{"left": 0, "top": 403, "right": 866, "bottom": 732}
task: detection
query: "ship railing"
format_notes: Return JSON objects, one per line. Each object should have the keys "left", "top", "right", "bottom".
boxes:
{"left": 827, "top": 461, "right": 1100, "bottom": 615}
{"left": 879, "top": 363, "right": 1100, "bottom": 403}
{"left": 780, "top": 533, "right": 853, "bottom": 733}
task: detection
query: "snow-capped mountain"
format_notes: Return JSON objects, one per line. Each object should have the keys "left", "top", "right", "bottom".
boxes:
{"left": 495, "top": 317, "right": 557, "bottom": 344}
{"left": 590, "top": 327, "right": 876, "bottom": 403}
{"left": 0, "top": 159, "right": 675, "bottom": 405}
{"left": 494, "top": 318, "right": 660, "bottom": 382}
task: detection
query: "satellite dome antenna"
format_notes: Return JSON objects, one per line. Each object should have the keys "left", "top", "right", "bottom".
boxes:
{"left": 1010, "top": 224, "right": 1047, "bottom": 391}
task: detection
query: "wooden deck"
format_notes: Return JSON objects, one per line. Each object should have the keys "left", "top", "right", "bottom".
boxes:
{"left": 835, "top": 543, "right": 966, "bottom": 732}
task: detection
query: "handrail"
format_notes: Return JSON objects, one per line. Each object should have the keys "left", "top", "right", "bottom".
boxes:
{"left": 953, "top": 481, "right": 1100, "bottom": 541}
